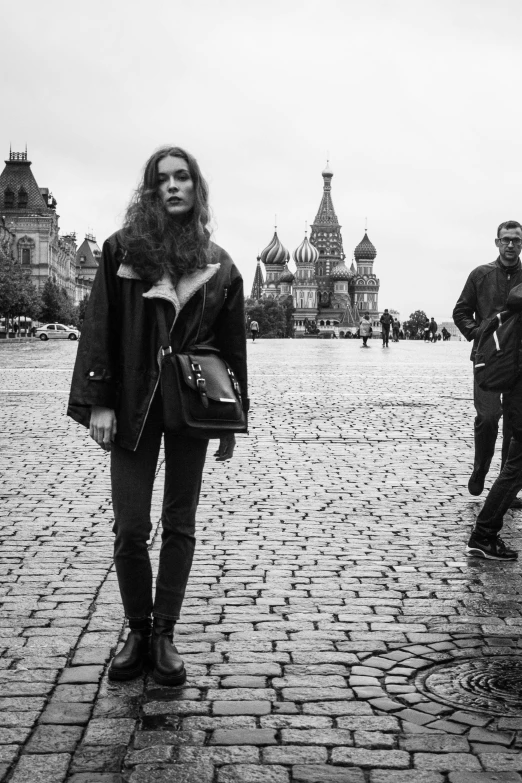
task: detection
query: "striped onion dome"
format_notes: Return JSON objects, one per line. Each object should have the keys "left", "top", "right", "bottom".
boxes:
{"left": 279, "top": 264, "right": 295, "bottom": 284}
{"left": 260, "top": 230, "right": 287, "bottom": 266}
{"left": 354, "top": 232, "right": 376, "bottom": 261}
{"left": 293, "top": 235, "right": 319, "bottom": 266}
{"left": 330, "top": 260, "right": 351, "bottom": 281}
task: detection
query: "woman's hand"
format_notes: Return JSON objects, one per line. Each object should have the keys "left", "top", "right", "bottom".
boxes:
{"left": 90, "top": 407, "right": 117, "bottom": 451}
{"left": 214, "top": 434, "right": 236, "bottom": 462}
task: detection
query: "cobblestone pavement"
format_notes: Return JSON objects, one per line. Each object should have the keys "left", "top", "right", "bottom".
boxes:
{"left": 1, "top": 337, "right": 522, "bottom": 783}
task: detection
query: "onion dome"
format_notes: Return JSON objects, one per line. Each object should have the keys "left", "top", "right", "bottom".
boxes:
{"left": 260, "top": 230, "right": 287, "bottom": 266}
{"left": 322, "top": 162, "right": 333, "bottom": 178}
{"left": 330, "top": 260, "right": 351, "bottom": 281}
{"left": 279, "top": 264, "right": 295, "bottom": 284}
{"left": 354, "top": 232, "right": 376, "bottom": 261}
{"left": 293, "top": 235, "right": 319, "bottom": 266}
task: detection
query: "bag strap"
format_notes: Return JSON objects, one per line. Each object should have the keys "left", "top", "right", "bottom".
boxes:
{"left": 154, "top": 301, "right": 172, "bottom": 358}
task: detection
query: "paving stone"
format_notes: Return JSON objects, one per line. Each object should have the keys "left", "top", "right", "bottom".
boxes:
{"left": 0, "top": 744, "right": 19, "bottom": 764}
{"left": 26, "top": 724, "right": 83, "bottom": 752}
{"left": 128, "top": 763, "right": 214, "bottom": 782}
{"left": 213, "top": 701, "right": 271, "bottom": 715}
{"left": 414, "top": 752, "right": 482, "bottom": 770}
{"left": 39, "top": 703, "right": 92, "bottom": 725}
{"left": 401, "top": 735, "right": 470, "bottom": 752}
{"left": 263, "top": 745, "right": 328, "bottom": 764}
{"left": 293, "top": 766, "right": 365, "bottom": 782}
{"left": 9, "top": 752, "right": 71, "bottom": 783}
{"left": 479, "top": 754, "right": 522, "bottom": 771}
{"left": 331, "top": 748, "right": 409, "bottom": 768}
{"left": 134, "top": 730, "right": 206, "bottom": 748}
{"left": 211, "top": 729, "right": 277, "bottom": 745}
{"left": 82, "top": 718, "right": 135, "bottom": 745}
{"left": 448, "top": 775, "right": 522, "bottom": 782}
{"left": 68, "top": 776, "right": 124, "bottom": 783}
{"left": 282, "top": 729, "right": 353, "bottom": 745}
{"left": 179, "top": 745, "right": 260, "bottom": 763}
{"left": 371, "top": 774, "right": 444, "bottom": 782}
{"left": 218, "top": 764, "right": 290, "bottom": 782}
{"left": 58, "top": 666, "right": 104, "bottom": 684}
{"left": 71, "top": 744, "right": 127, "bottom": 772}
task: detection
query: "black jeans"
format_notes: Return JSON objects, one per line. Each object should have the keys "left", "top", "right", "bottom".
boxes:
{"left": 382, "top": 327, "right": 390, "bottom": 346}
{"left": 476, "top": 375, "right": 522, "bottom": 536}
{"left": 473, "top": 377, "right": 511, "bottom": 475}
{"left": 111, "top": 393, "right": 208, "bottom": 622}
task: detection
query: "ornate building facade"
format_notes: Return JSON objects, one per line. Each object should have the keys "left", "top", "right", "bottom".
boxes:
{"left": 251, "top": 164, "right": 381, "bottom": 337}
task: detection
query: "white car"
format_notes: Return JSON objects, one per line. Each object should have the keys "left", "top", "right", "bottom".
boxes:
{"left": 35, "top": 323, "right": 80, "bottom": 341}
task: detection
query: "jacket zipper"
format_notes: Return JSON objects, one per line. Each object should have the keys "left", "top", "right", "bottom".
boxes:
{"left": 194, "top": 284, "right": 206, "bottom": 345}
{"left": 134, "top": 289, "right": 206, "bottom": 451}
{"left": 134, "top": 303, "right": 178, "bottom": 452}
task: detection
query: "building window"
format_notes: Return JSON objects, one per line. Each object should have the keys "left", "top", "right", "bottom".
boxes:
{"left": 4, "top": 188, "right": 14, "bottom": 208}
{"left": 18, "top": 188, "right": 28, "bottom": 208}
{"left": 21, "top": 248, "right": 30, "bottom": 265}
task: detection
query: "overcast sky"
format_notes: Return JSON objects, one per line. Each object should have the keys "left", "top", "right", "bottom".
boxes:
{"left": 2, "top": 0, "right": 520, "bottom": 320}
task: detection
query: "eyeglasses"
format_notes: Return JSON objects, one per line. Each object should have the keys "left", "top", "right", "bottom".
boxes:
{"left": 499, "top": 237, "right": 522, "bottom": 246}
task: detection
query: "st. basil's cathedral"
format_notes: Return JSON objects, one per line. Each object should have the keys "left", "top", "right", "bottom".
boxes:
{"left": 250, "top": 163, "right": 380, "bottom": 337}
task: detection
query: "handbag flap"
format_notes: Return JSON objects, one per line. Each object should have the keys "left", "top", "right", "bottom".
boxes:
{"left": 176, "top": 354, "right": 238, "bottom": 402}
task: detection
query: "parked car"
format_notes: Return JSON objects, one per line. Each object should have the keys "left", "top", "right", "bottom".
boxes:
{"left": 35, "top": 323, "right": 80, "bottom": 341}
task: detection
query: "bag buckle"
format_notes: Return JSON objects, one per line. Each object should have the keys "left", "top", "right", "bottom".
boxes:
{"left": 161, "top": 346, "right": 172, "bottom": 357}
{"left": 197, "top": 377, "right": 206, "bottom": 389}
{"left": 191, "top": 362, "right": 202, "bottom": 372}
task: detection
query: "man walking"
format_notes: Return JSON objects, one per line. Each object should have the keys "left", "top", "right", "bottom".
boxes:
{"left": 453, "top": 220, "right": 522, "bottom": 507}
{"left": 250, "top": 319, "right": 259, "bottom": 342}
{"left": 380, "top": 309, "right": 394, "bottom": 347}
{"left": 429, "top": 317, "right": 438, "bottom": 342}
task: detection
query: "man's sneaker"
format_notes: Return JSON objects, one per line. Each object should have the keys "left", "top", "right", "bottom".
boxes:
{"left": 466, "top": 532, "right": 518, "bottom": 560}
{"left": 468, "top": 469, "right": 486, "bottom": 496}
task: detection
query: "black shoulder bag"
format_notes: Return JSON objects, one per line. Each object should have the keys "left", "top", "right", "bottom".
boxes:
{"left": 155, "top": 301, "right": 247, "bottom": 439}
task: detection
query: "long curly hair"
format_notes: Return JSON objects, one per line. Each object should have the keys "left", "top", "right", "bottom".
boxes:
{"left": 121, "top": 146, "right": 211, "bottom": 283}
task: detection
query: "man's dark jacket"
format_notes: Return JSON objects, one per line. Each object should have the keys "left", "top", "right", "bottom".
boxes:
{"left": 380, "top": 312, "right": 394, "bottom": 328}
{"left": 67, "top": 231, "right": 248, "bottom": 451}
{"left": 453, "top": 257, "right": 522, "bottom": 360}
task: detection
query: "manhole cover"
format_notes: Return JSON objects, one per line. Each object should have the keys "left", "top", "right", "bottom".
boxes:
{"left": 418, "top": 656, "right": 522, "bottom": 716}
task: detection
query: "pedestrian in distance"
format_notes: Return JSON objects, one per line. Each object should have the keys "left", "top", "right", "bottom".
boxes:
{"left": 453, "top": 219, "right": 522, "bottom": 523}
{"left": 250, "top": 319, "right": 259, "bottom": 342}
{"left": 423, "top": 321, "right": 430, "bottom": 342}
{"left": 429, "top": 317, "right": 438, "bottom": 342}
{"left": 67, "top": 145, "right": 249, "bottom": 684}
{"left": 380, "top": 308, "right": 394, "bottom": 347}
{"left": 392, "top": 320, "right": 400, "bottom": 342}
{"left": 359, "top": 312, "right": 372, "bottom": 347}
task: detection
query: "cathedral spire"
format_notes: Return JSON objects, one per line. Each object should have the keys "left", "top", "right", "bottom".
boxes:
{"left": 313, "top": 162, "right": 338, "bottom": 226}
{"left": 251, "top": 256, "right": 264, "bottom": 301}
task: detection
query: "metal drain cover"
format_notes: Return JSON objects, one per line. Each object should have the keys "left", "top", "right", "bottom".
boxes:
{"left": 418, "top": 656, "right": 522, "bottom": 716}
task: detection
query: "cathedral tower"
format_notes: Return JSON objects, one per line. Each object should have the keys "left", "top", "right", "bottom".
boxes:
{"left": 259, "top": 228, "right": 287, "bottom": 299}
{"left": 309, "top": 163, "right": 346, "bottom": 308}
{"left": 351, "top": 231, "right": 379, "bottom": 317}
{"left": 292, "top": 231, "right": 319, "bottom": 335}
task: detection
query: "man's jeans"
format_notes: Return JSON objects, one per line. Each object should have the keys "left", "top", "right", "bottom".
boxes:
{"left": 382, "top": 327, "right": 390, "bottom": 346}
{"left": 473, "top": 378, "right": 511, "bottom": 474}
{"left": 476, "top": 374, "right": 522, "bottom": 536}
{"left": 111, "top": 393, "right": 208, "bottom": 622}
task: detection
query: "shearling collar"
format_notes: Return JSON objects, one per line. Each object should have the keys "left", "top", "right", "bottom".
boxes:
{"left": 117, "top": 263, "right": 220, "bottom": 311}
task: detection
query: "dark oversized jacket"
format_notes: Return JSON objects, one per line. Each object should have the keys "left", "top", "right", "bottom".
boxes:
{"left": 453, "top": 257, "right": 522, "bottom": 360}
{"left": 380, "top": 312, "right": 394, "bottom": 328}
{"left": 67, "top": 231, "right": 248, "bottom": 451}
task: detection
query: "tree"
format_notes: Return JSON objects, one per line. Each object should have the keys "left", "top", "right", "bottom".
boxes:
{"left": 0, "top": 259, "right": 41, "bottom": 336}
{"left": 245, "top": 297, "right": 290, "bottom": 338}
{"left": 39, "top": 279, "right": 75, "bottom": 324}
{"left": 77, "top": 293, "right": 90, "bottom": 328}
{"left": 404, "top": 310, "right": 428, "bottom": 338}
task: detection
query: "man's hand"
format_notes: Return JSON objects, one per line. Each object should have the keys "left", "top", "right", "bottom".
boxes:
{"left": 214, "top": 434, "right": 236, "bottom": 462}
{"left": 90, "top": 407, "right": 117, "bottom": 451}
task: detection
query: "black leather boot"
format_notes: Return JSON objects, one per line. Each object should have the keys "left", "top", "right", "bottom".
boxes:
{"left": 151, "top": 617, "right": 186, "bottom": 686}
{"left": 108, "top": 618, "right": 151, "bottom": 681}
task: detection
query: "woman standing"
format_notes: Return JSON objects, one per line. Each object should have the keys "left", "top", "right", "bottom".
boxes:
{"left": 67, "top": 146, "right": 248, "bottom": 685}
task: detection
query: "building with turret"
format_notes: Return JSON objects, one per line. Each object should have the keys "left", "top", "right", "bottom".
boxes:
{"left": 253, "top": 163, "right": 380, "bottom": 337}
{"left": 0, "top": 149, "right": 77, "bottom": 299}
{"left": 75, "top": 233, "right": 101, "bottom": 303}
